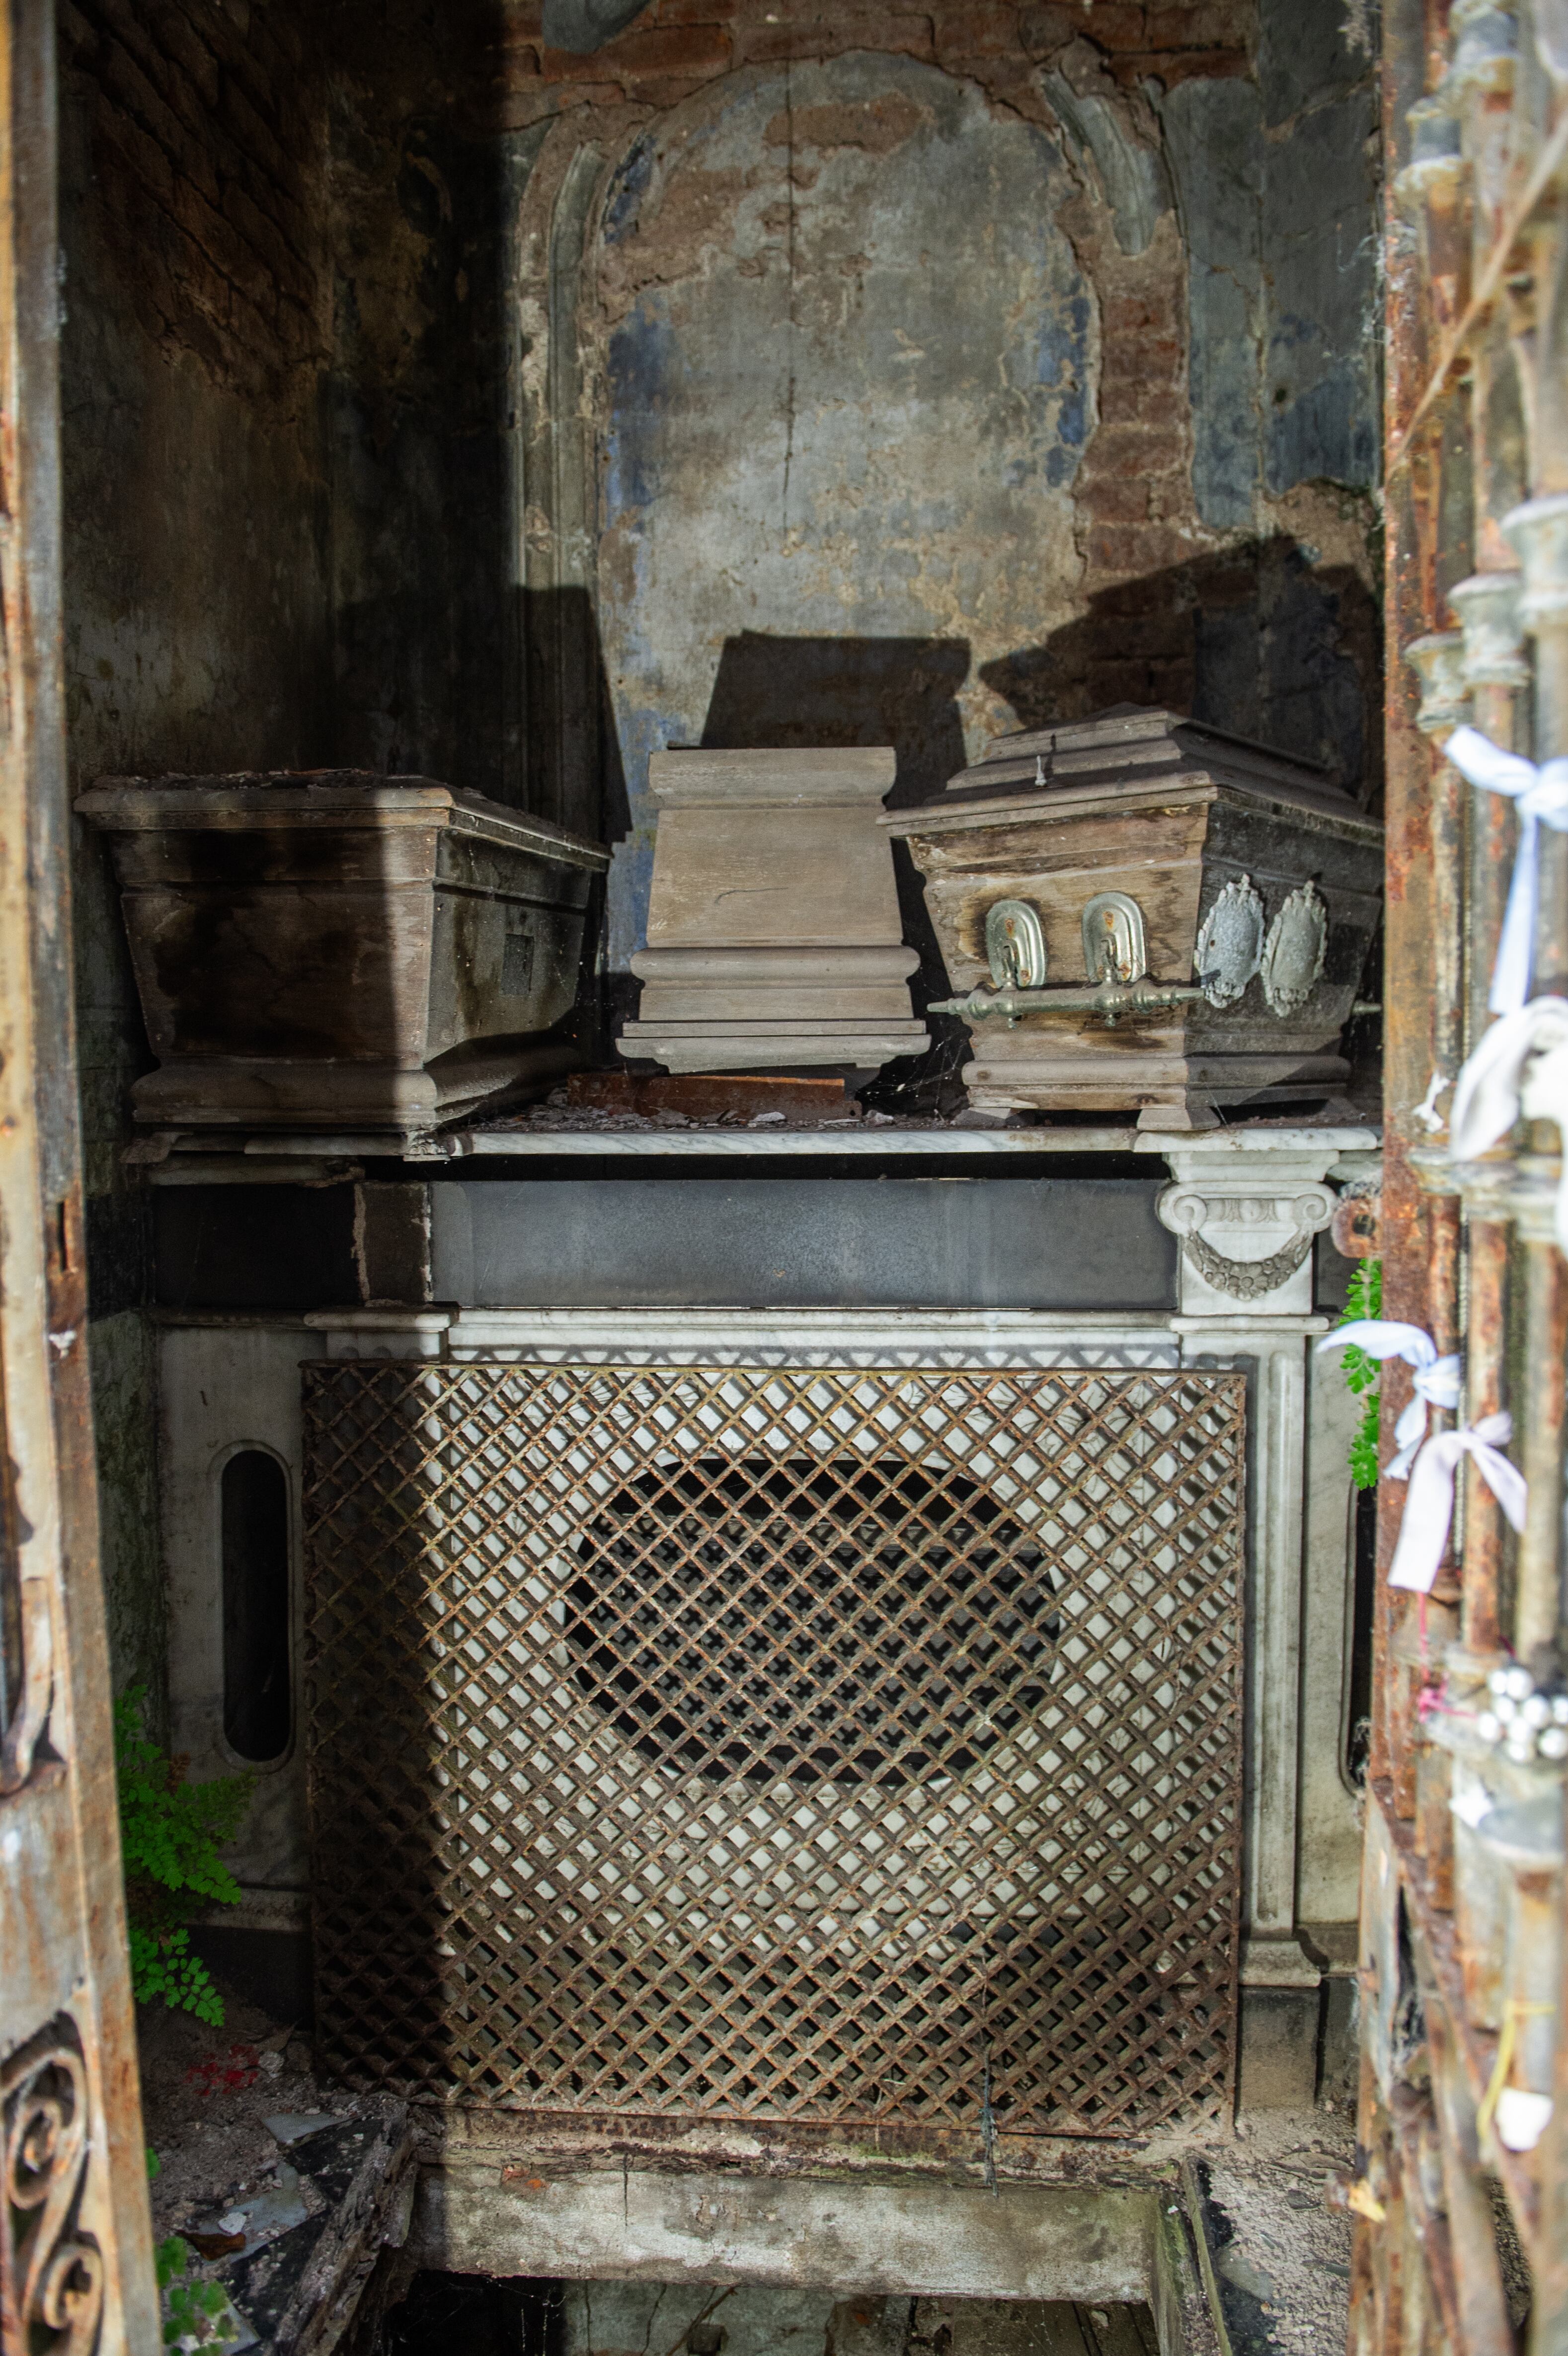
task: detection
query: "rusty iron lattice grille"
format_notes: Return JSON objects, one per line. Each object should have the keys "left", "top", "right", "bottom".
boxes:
{"left": 302, "top": 1362, "right": 1245, "bottom": 2134}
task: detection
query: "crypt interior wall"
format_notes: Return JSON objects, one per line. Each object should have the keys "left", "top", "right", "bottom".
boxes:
{"left": 54, "top": 0, "right": 1383, "bottom": 1716}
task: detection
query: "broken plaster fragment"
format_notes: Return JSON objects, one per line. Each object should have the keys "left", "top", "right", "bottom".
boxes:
{"left": 264, "top": 2112, "right": 342, "bottom": 2146}
{"left": 1216, "top": 2246, "right": 1277, "bottom": 2302}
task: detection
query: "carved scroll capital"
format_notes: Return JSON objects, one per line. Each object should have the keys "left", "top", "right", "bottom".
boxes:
{"left": 1157, "top": 1181, "right": 1337, "bottom": 1303}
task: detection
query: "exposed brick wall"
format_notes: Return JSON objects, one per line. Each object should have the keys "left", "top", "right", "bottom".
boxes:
{"left": 485, "top": 0, "right": 1251, "bottom": 128}
{"left": 59, "top": 0, "right": 328, "bottom": 394}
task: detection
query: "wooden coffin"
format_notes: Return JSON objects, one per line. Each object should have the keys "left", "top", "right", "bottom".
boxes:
{"left": 882, "top": 706, "right": 1382, "bottom": 1129}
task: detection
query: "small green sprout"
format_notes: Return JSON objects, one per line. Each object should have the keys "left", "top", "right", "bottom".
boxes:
{"left": 114, "top": 1689, "right": 253, "bottom": 2027}
{"left": 1336, "top": 1259, "right": 1384, "bottom": 1490}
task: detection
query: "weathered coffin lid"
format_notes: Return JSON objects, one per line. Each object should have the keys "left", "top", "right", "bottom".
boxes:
{"left": 881, "top": 703, "right": 1379, "bottom": 837}
{"left": 74, "top": 770, "right": 610, "bottom": 869}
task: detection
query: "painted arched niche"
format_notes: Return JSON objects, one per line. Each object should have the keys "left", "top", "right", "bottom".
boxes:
{"left": 592, "top": 53, "right": 1096, "bottom": 971}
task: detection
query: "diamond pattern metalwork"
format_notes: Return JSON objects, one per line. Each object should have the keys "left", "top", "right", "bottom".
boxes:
{"left": 302, "top": 1362, "right": 1245, "bottom": 2135}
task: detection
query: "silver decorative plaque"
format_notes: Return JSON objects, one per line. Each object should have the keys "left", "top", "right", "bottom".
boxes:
{"left": 1195, "top": 873, "right": 1265, "bottom": 1007}
{"left": 1259, "top": 880, "right": 1328, "bottom": 1015}
{"left": 985, "top": 897, "right": 1048, "bottom": 989}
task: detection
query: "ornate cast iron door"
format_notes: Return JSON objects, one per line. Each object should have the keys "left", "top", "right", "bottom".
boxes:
{"left": 0, "top": 5, "right": 158, "bottom": 2348}
{"left": 303, "top": 1362, "right": 1245, "bottom": 2140}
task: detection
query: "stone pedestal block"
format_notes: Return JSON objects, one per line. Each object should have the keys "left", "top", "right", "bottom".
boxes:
{"left": 619, "top": 748, "right": 929, "bottom": 1074}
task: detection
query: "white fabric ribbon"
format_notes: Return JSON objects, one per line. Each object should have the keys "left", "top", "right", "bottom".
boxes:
{"left": 1317, "top": 1321, "right": 1462, "bottom": 1477}
{"left": 1449, "top": 995, "right": 1568, "bottom": 1250}
{"left": 1388, "top": 1412, "right": 1527, "bottom": 1593}
{"left": 1495, "top": 2088, "right": 1555, "bottom": 2153}
{"left": 1445, "top": 727, "right": 1568, "bottom": 1014}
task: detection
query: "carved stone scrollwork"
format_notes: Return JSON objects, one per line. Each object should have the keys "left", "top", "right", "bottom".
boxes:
{"left": 1178, "top": 1225, "right": 1319, "bottom": 1300}
{"left": 1159, "top": 1183, "right": 1338, "bottom": 1301}
{"left": 3, "top": 2017, "right": 104, "bottom": 2356}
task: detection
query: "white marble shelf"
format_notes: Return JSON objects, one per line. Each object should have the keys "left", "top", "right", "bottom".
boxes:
{"left": 144, "top": 1123, "right": 1140, "bottom": 1181}
{"left": 417, "top": 1123, "right": 1141, "bottom": 1158}
{"left": 417, "top": 1119, "right": 1379, "bottom": 1161}
{"left": 149, "top": 1118, "right": 1379, "bottom": 1172}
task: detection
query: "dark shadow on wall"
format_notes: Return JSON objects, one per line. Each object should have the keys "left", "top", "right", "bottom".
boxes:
{"left": 327, "top": 17, "right": 530, "bottom": 810}
{"left": 328, "top": 103, "right": 512, "bottom": 795}
{"left": 522, "top": 585, "right": 630, "bottom": 846}
{"left": 981, "top": 535, "right": 1382, "bottom": 812}
{"left": 701, "top": 631, "right": 970, "bottom": 808}
{"left": 699, "top": 633, "right": 974, "bottom": 1107}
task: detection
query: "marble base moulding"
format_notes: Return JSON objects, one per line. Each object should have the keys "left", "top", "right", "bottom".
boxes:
{"left": 619, "top": 747, "right": 931, "bottom": 1074}
{"left": 882, "top": 705, "right": 1383, "bottom": 1129}
{"left": 75, "top": 770, "right": 609, "bottom": 1138}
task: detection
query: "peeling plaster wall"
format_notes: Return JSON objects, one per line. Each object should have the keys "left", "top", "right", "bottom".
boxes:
{"left": 592, "top": 56, "right": 1096, "bottom": 970}
{"left": 491, "top": 0, "right": 1384, "bottom": 986}
{"left": 1161, "top": 6, "right": 1379, "bottom": 523}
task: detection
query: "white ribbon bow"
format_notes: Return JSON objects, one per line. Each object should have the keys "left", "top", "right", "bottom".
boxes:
{"left": 1445, "top": 728, "right": 1568, "bottom": 1014}
{"left": 1388, "top": 1412, "right": 1527, "bottom": 1593}
{"left": 1449, "top": 995, "right": 1568, "bottom": 1250}
{"left": 1317, "top": 1321, "right": 1462, "bottom": 1477}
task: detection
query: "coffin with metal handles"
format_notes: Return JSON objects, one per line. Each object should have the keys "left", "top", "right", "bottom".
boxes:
{"left": 882, "top": 705, "right": 1383, "bottom": 1130}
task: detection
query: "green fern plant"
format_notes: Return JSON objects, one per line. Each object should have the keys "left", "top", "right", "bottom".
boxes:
{"left": 1336, "top": 1258, "right": 1384, "bottom": 1490}
{"left": 157, "top": 2235, "right": 240, "bottom": 2350}
{"left": 114, "top": 1690, "right": 252, "bottom": 2029}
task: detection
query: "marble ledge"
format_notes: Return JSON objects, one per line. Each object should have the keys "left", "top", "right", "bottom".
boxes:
{"left": 143, "top": 1117, "right": 1380, "bottom": 1174}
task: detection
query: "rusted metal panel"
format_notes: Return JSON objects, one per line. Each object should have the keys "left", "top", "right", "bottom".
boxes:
{"left": 301, "top": 1361, "right": 1246, "bottom": 2139}
{"left": 1356, "top": 0, "right": 1568, "bottom": 2343}
{"left": 0, "top": 2, "right": 159, "bottom": 2348}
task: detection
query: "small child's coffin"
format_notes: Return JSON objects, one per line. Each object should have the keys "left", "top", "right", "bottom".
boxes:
{"left": 77, "top": 770, "right": 608, "bottom": 1137}
{"left": 882, "top": 706, "right": 1382, "bottom": 1130}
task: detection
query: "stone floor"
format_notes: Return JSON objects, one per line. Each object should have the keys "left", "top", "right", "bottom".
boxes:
{"left": 1196, "top": 2112, "right": 1357, "bottom": 2356}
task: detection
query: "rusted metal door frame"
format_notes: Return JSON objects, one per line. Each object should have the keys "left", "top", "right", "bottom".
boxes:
{"left": 0, "top": 1, "right": 158, "bottom": 2346}
{"left": 1357, "top": 0, "right": 1568, "bottom": 2347}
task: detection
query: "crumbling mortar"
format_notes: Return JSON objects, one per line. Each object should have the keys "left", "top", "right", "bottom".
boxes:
{"left": 480, "top": 1, "right": 1254, "bottom": 132}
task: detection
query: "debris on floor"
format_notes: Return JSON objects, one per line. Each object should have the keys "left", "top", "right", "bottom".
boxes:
{"left": 138, "top": 1988, "right": 414, "bottom": 2355}
{"left": 486, "top": 1099, "right": 959, "bottom": 1133}
{"left": 1186, "top": 2111, "right": 1358, "bottom": 2355}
